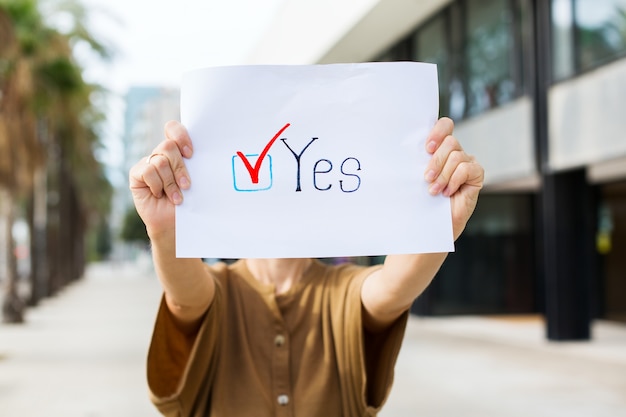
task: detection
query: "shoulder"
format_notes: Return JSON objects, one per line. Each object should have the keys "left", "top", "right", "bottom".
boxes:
{"left": 333, "top": 261, "right": 382, "bottom": 282}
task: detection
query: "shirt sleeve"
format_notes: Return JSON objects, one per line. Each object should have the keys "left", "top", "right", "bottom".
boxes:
{"left": 331, "top": 265, "right": 409, "bottom": 416}
{"left": 147, "top": 275, "right": 224, "bottom": 417}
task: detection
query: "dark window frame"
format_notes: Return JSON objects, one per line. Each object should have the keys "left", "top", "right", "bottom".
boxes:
{"left": 551, "top": 0, "right": 626, "bottom": 83}
{"left": 374, "top": 0, "right": 530, "bottom": 121}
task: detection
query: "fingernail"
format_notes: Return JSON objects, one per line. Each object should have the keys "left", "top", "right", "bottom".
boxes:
{"left": 179, "top": 176, "right": 190, "bottom": 189}
{"left": 429, "top": 183, "right": 441, "bottom": 195}
{"left": 183, "top": 146, "right": 192, "bottom": 158}
{"left": 425, "top": 170, "right": 436, "bottom": 182}
{"left": 172, "top": 192, "right": 182, "bottom": 205}
{"left": 426, "top": 141, "right": 437, "bottom": 153}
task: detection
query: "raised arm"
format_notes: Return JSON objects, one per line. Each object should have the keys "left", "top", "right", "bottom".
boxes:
{"left": 129, "top": 121, "right": 215, "bottom": 333}
{"left": 361, "top": 117, "right": 484, "bottom": 331}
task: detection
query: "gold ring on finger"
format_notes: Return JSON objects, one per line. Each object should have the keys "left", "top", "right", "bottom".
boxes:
{"left": 146, "top": 153, "right": 163, "bottom": 165}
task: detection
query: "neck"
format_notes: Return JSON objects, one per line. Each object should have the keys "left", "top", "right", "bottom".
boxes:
{"left": 245, "top": 258, "right": 312, "bottom": 295}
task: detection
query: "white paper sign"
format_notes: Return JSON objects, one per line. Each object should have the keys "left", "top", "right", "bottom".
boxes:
{"left": 176, "top": 62, "right": 453, "bottom": 258}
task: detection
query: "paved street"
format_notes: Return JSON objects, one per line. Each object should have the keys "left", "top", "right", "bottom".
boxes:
{"left": 1, "top": 261, "right": 625, "bottom": 416}
{"left": 0, "top": 261, "right": 162, "bottom": 416}
{"left": 383, "top": 317, "right": 626, "bottom": 417}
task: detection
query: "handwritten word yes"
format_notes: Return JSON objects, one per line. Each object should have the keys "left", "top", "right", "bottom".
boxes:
{"left": 281, "top": 137, "right": 362, "bottom": 193}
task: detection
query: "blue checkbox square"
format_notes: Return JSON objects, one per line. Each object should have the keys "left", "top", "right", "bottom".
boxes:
{"left": 232, "top": 154, "right": 274, "bottom": 192}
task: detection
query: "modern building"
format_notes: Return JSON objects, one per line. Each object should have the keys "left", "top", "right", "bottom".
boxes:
{"left": 247, "top": 0, "right": 626, "bottom": 340}
{"left": 109, "top": 86, "right": 180, "bottom": 260}
{"left": 122, "top": 86, "right": 181, "bottom": 179}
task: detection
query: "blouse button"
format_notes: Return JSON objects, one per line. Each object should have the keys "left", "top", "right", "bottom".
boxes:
{"left": 274, "top": 334, "right": 285, "bottom": 347}
{"left": 277, "top": 394, "right": 289, "bottom": 406}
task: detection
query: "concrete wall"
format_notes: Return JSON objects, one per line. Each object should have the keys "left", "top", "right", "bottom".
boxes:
{"left": 455, "top": 97, "right": 537, "bottom": 189}
{"left": 247, "top": 0, "right": 451, "bottom": 65}
{"left": 318, "top": 0, "right": 452, "bottom": 64}
{"left": 549, "top": 58, "right": 626, "bottom": 173}
{"left": 247, "top": 0, "right": 380, "bottom": 64}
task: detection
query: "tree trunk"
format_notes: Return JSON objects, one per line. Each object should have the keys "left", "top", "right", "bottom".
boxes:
{"left": 1, "top": 189, "right": 24, "bottom": 324}
{"left": 46, "top": 140, "right": 61, "bottom": 296}
{"left": 27, "top": 166, "right": 48, "bottom": 306}
{"left": 58, "top": 160, "right": 73, "bottom": 287}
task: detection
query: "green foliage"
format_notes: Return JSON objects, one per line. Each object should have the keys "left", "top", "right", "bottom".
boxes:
{"left": 86, "top": 218, "right": 112, "bottom": 261}
{"left": 0, "top": 0, "right": 45, "bottom": 55}
{"left": 1, "top": 0, "right": 117, "bottom": 292}
{"left": 120, "top": 207, "right": 149, "bottom": 244}
{"left": 37, "top": 56, "right": 81, "bottom": 92}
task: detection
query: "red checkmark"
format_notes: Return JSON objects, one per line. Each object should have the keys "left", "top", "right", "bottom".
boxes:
{"left": 236, "top": 123, "right": 291, "bottom": 184}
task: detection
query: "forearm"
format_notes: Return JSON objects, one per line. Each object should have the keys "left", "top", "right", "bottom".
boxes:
{"left": 149, "top": 229, "right": 215, "bottom": 327}
{"left": 382, "top": 253, "right": 447, "bottom": 306}
{"left": 362, "top": 252, "right": 448, "bottom": 330}
{"left": 362, "top": 117, "right": 484, "bottom": 330}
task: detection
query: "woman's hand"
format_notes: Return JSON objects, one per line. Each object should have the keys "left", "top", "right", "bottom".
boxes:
{"left": 129, "top": 121, "right": 193, "bottom": 239}
{"left": 423, "top": 117, "right": 484, "bottom": 240}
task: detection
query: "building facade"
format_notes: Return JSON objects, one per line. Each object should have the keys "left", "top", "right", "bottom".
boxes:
{"left": 110, "top": 87, "right": 180, "bottom": 261}
{"left": 248, "top": 0, "right": 626, "bottom": 339}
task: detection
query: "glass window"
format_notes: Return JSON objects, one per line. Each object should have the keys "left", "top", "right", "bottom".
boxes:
{"left": 421, "top": 194, "right": 537, "bottom": 315}
{"left": 552, "top": 0, "right": 576, "bottom": 80}
{"left": 465, "top": 0, "right": 517, "bottom": 116}
{"left": 375, "top": 38, "right": 411, "bottom": 62}
{"left": 413, "top": 14, "right": 459, "bottom": 119}
{"left": 575, "top": 0, "right": 626, "bottom": 70}
{"left": 517, "top": 0, "right": 533, "bottom": 93}
{"left": 598, "top": 181, "right": 626, "bottom": 323}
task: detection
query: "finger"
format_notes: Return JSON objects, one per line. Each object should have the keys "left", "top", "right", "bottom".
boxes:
{"left": 424, "top": 134, "right": 464, "bottom": 191}
{"left": 151, "top": 137, "right": 191, "bottom": 192}
{"left": 429, "top": 149, "right": 468, "bottom": 195}
{"left": 425, "top": 117, "right": 454, "bottom": 154}
{"left": 144, "top": 164, "right": 166, "bottom": 199}
{"left": 147, "top": 152, "right": 183, "bottom": 205}
{"left": 164, "top": 120, "right": 193, "bottom": 158}
{"left": 129, "top": 159, "right": 164, "bottom": 199}
{"left": 442, "top": 156, "right": 483, "bottom": 197}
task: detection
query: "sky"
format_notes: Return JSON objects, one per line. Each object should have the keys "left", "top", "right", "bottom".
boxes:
{"left": 79, "top": 0, "right": 284, "bottom": 90}
{"left": 60, "top": 0, "right": 285, "bottom": 182}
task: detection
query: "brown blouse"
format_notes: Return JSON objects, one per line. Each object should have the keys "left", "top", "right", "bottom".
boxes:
{"left": 147, "top": 259, "right": 408, "bottom": 417}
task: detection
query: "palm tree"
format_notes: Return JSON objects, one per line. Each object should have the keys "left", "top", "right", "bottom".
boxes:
{"left": 1, "top": 0, "right": 113, "bottom": 320}
{"left": 0, "top": 2, "right": 42, "bottom": 322}
{"left": 32, "top": 0, "right": 112, "bottom": 296}
{"left": 41, "top": 58, "right": 112, "bottom": 294}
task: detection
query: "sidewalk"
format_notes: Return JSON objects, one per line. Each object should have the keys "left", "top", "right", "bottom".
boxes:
{"left": 0, "top": 261, "right": 162, "bottom": 416}
{"left": 1, "top": 262, "right": 625, "bottom": 416}
{"left": 382, "top": 316, "right": 626, "bottom": 417}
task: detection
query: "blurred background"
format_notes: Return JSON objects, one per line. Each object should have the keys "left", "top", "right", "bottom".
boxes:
{"left": 1, "top": 0, "right": 625, "bottom": 416}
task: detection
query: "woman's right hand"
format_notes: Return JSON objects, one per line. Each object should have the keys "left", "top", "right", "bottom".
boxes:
{"left": 129, "top": 120, "right": 193, "bottom": 239}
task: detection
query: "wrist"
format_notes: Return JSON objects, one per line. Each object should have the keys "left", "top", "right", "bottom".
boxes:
{"left": 146, "top": 225, "right": 176, "bottom": 248}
